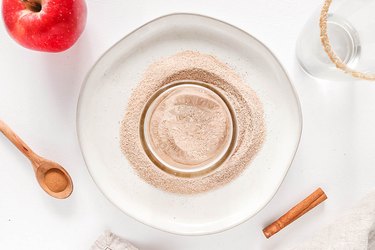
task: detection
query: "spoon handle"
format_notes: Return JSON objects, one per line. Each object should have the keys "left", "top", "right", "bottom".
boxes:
{"left": 0, "top": 120, "right": 40, "bottom": 165}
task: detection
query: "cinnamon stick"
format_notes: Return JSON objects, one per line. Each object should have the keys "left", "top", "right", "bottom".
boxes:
{"left": 263, "top": 188, "right": 327, "bottom": 238}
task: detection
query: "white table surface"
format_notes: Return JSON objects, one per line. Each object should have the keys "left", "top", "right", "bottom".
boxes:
{"left": 1, "top": 0, "right": 374, "bottom": 249}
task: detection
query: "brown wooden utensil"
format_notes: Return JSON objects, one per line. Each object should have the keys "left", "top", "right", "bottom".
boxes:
{"left": 0, "top": 120, "right": 73, "bottom": 199}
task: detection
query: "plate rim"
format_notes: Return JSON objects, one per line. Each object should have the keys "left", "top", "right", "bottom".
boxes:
{"left": 76, "top": 12, "right": 303, "bottom": 236}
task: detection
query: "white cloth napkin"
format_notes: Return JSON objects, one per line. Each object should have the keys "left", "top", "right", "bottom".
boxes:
{"left": 90, "top": 231, "right": 138, "bottom": 250}
{"left": 293, "top": 191, "right": 375, "bottom": 250}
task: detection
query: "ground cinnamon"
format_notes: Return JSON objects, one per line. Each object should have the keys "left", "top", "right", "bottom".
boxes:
{"left": 44, "top": 169, "right": 69, "bottom": 193}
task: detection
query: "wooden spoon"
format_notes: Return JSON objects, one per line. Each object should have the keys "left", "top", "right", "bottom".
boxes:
{"left": 0, "top": 120, "right": 73, "bottom": 199}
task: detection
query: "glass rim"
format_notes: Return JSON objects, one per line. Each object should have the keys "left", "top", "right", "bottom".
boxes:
{"left": 139, "top": 79, "right": 238, "bottom": 178}
{"left": 320, "top": 0, "right": 375, "bottom": 81}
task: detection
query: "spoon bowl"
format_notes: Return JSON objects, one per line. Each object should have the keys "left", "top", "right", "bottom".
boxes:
{"left": 34, "top": 161, "right": 73, "bottom": 199}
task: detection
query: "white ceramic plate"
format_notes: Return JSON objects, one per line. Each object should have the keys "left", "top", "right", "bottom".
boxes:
{"left": 77, "top": 13, "right": 302, "bottom": 235}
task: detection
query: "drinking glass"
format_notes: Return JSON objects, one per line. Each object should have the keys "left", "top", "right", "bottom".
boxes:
{"left": 296, "top": 0, "right": 375, "bottom": 81}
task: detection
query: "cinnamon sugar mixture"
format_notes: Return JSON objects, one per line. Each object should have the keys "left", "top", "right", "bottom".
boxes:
{"left": 120, "top": 51, "right": 265, "bottom": 194}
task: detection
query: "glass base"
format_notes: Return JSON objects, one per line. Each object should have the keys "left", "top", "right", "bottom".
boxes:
{"left": 326, "top": 15, "right": 360, "bottom": 67}
{"left": 296, "top": 13, "right": 360, "bottom": 80}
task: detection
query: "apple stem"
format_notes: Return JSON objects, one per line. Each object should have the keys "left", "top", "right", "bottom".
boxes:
{"left": 21, "top": 0, "right": 42, "bottom": 12}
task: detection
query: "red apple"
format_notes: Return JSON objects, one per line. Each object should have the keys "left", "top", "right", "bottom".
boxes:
{"left": 2, "top": 0, "right": 87, "bottom": 52}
